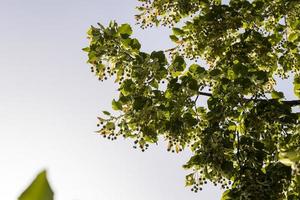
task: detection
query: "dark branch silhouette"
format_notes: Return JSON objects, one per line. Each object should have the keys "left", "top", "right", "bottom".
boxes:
{"left": 198, "top": 91, "right": 300, "bottom": 106}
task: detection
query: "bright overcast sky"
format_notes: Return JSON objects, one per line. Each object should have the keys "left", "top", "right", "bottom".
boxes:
{"left": 0, "top": 0, "right": 229, "bottom": 199}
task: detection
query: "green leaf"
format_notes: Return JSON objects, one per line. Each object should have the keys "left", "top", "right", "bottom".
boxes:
{"left": 165, "top": 90, "right": 172, "bottom": 99}
{"left": 150, "top": 80, "right": 159, "bottom": 89}
{"left": 121, "top": 79, "right": 134, "bottom": 96}
{"left": 187, "top": 78, "right": 198, "bottom": 91}
{"left": 151, "top": 51, "right": 166, "bottom": 64}
{"left": 121, "top": 38, "right": 132, "bottom": 48}
{"left": 184, "top": 155, "right": 202, "bottom": 168}
{"left": 209, "top": 69, "right": 221, "bottom": 76}
{"left": 294, "top": 75, "right": 300, "bottom": 98}
{"left": 118, "top": 24, "right": 132, "bottom": 38}
{"left": 171, "top": 56, "right": 186, "bottom": 72}
{"left": 185, "top": 173, "right": 195, "bottom": 186}
{"left": 221, "top": 190, "right": 232, "bottom": 200}
{"left": 254, "top": 71, "right": 268, "bottom": 82}
{"left": 121, "top": 38, "right": 141, "bottom": 50}
{"left": 18, "top": 170, "right": 54, "bottom": 200}
{"left": 232, "top": 63, "right": 248, "bottom": 76}
{"left": 221, "top": 161, "right": 234, "bottom": 177}
{"left": 133, "top": 96, "right": 148, "bottom": 111}
{"left": 271, "top": 91, "right": 285, "bottom": 99}
{"left": 106, "top": 122, "right": 115, "bottom": 130}
{"left": 189, "top": 64, "right": 205, "bottom": 75}
{"left": 288, "top": 32, "right": 299, "bottom": 42}
{"left": 103, "top": 111, "right": 111, "bottom": 115}
{"left": 82, "top": 47, "right": 90, "bottom": 52}
{"left": 112, "top": 99, "right": 122, "bottom": 110}
{"left": 189, "top": 64, "right": 200, "bottom": 73}
{"left": 87, "top": 27, "right": 93, "bottom": 36}
{"left": 129, "top": 38, "right": 141, "bottom": 50}
{"left": 278, "top": 158, "right": 294, "bottom": 166}
{"left": 169, "top": 35, "right": 179, "bottom": 42}
{"left": 172, "top": 27, "right": 184, "bottom": 36}
{"left": 228, "top": 124, "right": 236, "bottom": 131}
{"left": 280, "top": 150, "right": 300, "bottom": 162}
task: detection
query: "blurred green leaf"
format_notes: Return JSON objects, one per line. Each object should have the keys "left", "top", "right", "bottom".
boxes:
{"left": 18, "top": 170, "right": 53, "bottom": 200}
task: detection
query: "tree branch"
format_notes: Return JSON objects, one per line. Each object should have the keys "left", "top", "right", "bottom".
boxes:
{"left": 197, "top": 91, "right": 300, "bottom": 106}
{"left": 198, "top": 91, "right": 212, "bottom": 97}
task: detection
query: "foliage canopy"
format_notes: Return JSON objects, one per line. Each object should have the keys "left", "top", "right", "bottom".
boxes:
{"left": 84, "top": 0, "right": 300, "bottom": 199}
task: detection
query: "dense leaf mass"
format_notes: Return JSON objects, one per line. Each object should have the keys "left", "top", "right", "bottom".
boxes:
{"left": 85, "top": 0, "right": 300, "bottom": 199}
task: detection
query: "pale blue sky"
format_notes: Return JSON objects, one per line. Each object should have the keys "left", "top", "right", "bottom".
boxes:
{"left": 0, "top": 1, "right": 222, "bottom": 199}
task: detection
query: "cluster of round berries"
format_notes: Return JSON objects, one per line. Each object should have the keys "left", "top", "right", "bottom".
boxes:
{"left": 133, "top": 139, "right": 150, "bottom": 152}
{"left": 190, "top": 170, "right": 232, "bottom": 193}
{"left": 97, "top": 118, "right": 154, "bottom": 152}
{"left": 213, "top": 177, "right": 232, "bottom": 190}
{"left": 167, "top": 141, "right": 184, "bottom": 153}
{"left": 97, "top": 121, "right": 119, "bottom": 141}
{"left": 190, "top": 176, "right": 208, "bottom": 193}
{"left": 136, "top": 0, "right": 200, "bottom": 29}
